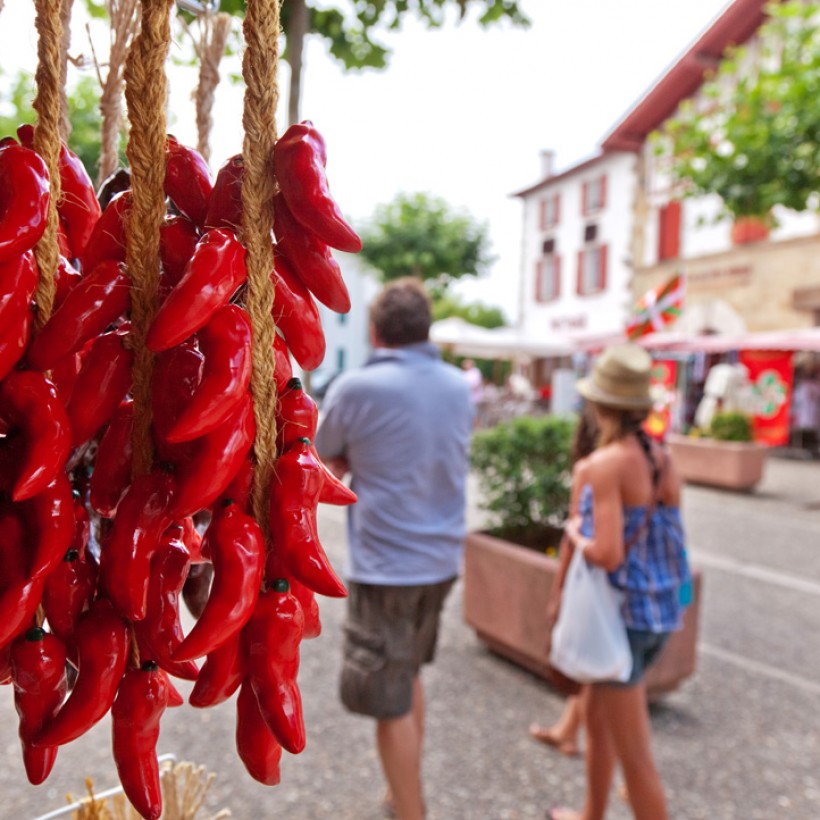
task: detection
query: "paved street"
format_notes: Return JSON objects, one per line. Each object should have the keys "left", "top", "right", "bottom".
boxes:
{"left": 2, "top": 456, "right": 820, "bottom": 819}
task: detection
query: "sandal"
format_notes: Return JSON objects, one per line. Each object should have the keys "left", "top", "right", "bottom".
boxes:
{"left": 529, "top": 723, "right": 580, "bottom": 757}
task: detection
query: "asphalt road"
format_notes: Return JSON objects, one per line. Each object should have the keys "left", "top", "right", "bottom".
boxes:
{"left": 2, "top": 456, "right": 820, "bottom": 819}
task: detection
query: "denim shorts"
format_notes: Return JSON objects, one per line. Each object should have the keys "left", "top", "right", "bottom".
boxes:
{"left": 340, "top": 578, "right": 456, "bottom": 720}
{"left": 612, "top": 628, "right": 670, "bottom": 687}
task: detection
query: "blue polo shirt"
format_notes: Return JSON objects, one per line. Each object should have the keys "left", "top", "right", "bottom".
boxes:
{"left": 314, "top": 342, "right": 474, "bottom": 586}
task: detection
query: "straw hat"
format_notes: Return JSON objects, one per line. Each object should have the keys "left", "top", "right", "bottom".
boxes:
{"left": 577, "top": 343, "right": 653, "bottom": 410}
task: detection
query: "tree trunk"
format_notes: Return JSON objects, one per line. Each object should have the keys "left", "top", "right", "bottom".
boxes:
{"left": 286, "top": 0, "right": 308, "bottom": 126}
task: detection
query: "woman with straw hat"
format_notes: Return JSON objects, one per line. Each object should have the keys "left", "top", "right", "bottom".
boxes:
{"left": 549, "top": 343, "right": 691, "bottom": 820}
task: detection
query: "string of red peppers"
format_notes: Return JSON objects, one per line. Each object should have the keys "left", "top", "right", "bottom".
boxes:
{"left": 0, "top": 119, "right": 359, "bottom": 819}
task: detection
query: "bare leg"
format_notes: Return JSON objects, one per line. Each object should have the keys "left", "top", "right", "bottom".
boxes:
{"left": 578, "top": 684, "right": 617, "bottom": 820}
{"left": 377, "top": 677, "right": 425, "bottom": 820}
{"left": 594, "top": 682, "right": 667, "bottom": 820}
{"left": 530, "top": 692, "right": 583, "bottom": 755}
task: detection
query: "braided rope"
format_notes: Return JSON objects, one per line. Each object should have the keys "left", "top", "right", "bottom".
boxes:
{"left": 32, "top": 0, "right": 64, "bottom": 330}
{"left": 195, "top": 12, "right": 231, "bottom": 164}
{"left": 123, "top": 0, "right": 171, "bottom": 477}
{"left": 241, "top": 0, "right": 281, "bottom": 542}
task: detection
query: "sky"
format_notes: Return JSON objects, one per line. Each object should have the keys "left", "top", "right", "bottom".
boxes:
{"left": 0, "top": 0, "right": 732, "bottom": 320}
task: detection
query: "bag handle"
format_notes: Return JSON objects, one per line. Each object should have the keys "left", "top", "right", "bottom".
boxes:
{"left": 624, "top": 436, "right": 667, "bottom": 551}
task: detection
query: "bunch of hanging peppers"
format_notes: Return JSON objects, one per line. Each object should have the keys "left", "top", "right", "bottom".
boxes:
{"left": 0, "top": 120, "right": 357, "bottom": 819}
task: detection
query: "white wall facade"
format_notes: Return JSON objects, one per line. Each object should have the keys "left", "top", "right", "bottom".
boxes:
{"left": 517, "top": 151, "right": 638, "bottom": 341}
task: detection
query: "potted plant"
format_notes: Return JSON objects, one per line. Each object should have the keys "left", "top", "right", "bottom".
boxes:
{"left": 464, "top": 415, "right": 701, "bottom": 697}
{"left": 668, "top": 411, "right": 767, "bottom": 491}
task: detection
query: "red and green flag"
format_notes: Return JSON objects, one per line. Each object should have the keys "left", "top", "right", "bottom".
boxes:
{"left": 626, "top": 272, "right": 685, "bottom": 340}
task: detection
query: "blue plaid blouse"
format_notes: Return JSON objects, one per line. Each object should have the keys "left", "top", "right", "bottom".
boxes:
{"left": 579, "top": 484, "right": 691, "bottom": 632}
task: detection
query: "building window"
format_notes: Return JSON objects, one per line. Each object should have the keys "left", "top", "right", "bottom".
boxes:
{"left": 657, "top": 200, "right": 682, "bottom": 261}
{"left": 576, "top": 245, "right": 608, "bottom": 295}
{"left": 539, "top": 194, "right": 560, "bottom": 230}
{"left": 535, "top": 255, "right": 561, "bottom": 302}
{"left": 583, "top": 223, "right": 598, "bottom": 243}
{"left": 581, "top": 175, "right": 607, "bottom": 215}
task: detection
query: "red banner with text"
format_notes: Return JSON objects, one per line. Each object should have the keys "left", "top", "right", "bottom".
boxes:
{"left": 738, "top": 350, "right": 794, "bottom": 446}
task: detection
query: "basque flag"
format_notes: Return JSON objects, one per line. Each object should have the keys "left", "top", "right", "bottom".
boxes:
{"left": 626, "top": 272, "right": 685, "bottom": 340}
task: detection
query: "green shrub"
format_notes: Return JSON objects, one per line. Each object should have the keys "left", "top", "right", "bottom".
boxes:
{"left": 470, "top": 415, "right": 575, "bottom": 543}
{"left": 709, "top": 411, "right": 753, "bottom": 442}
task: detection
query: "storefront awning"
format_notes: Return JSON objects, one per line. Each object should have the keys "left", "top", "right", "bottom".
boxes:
{"left": 430, "top": 318, "right": 573, "bottom": 359}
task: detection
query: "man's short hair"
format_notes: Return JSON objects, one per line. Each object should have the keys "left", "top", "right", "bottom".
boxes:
{"left": 370, "top": 277, "right": 432, "bottom": 347}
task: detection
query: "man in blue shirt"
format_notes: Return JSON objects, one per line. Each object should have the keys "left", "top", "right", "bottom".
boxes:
{"left": 315, "top": 277, "right": 474, "bottom": 820}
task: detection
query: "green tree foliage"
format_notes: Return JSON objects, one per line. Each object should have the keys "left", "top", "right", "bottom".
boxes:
{"left": 358, "top": 192, "right": 494, "bottom": 298}
{"left": 657, "top": 1, "right": 820, "bottom": 222}
{"left": 0, "top": 70, "right": 110, "bottom": 178}
{"left": 432, "top": 294, "right": 506, "bottom": 328}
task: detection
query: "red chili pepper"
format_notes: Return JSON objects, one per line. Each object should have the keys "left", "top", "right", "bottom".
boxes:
{"left": 66, "top": 327, "right": 135, "bottom": 448}
{"left": 274, "top": 121, "right": 362, "bottom": 253}
{"left": 28, "top": 259, "right": 130, "bottom": 371}
{"left": 273, "top": 191, "right": 351, "bottom": 314}
{"left": 265, "top": 553, "right": 322, "bottom": 640}
{"left": 0, "top": 575, "right": 47, "bottom": 651}
{"left": 169, "top": 392, "right": 256, "bottom": 518}
{"left": 148, "top": 229, "right": 247, "bottom": 353}
{"left": 10, "top": 627, "right": 68, "bottom": 785}
{"left": 269, "top": 437, "right": 347, "bottom": 598}
{"left": 235, "top": 678, "right": 282, "bottom": 785}
{"left": 0, "top": 250, "right": 38, "bottom": 331}
{"left": 273, "top": 332, "right": 294, "bottom": 393}
{"left": 132, "top": 528, "right": 199, "bottom": 680}
{"left": 189, "top": 631, "right": 245, "bottom": 708}
{"left": 111, "top": 660, "right": 170, "bottom": 820}
{"left": 164, "top": 135, "right": 213, "bottom": 229}
{"left": 0, "top": 643, "right": 12, "bottom": 684}
{"left": 174, "top": 500, "right": 264, "bottom": 662}
{"left": 79, "top": 189, "right": 130, "bottom": 273}
{"left": 49, "top": 350, "right": 82, "bottom": 406}
{"left": 54, "top": 255, "right": 83, "bottom": 311}
{"left": 0, "top": 371, "right": 71, "bottom": 501}
{"left": 97, "top": 167, "right": 131, "bottom": 210}
{"left": 20, "top": 472, "right": 75, "bottom": 581}
{"left": 159, "top": 214, "right": 200, "bottom": 294}
{"left": 90, "top": 399, "right": 134, "bottom": 517}
{"left": 151, "top": 340, "right": 204, "bottom": 461}
{"left": 33, "top": 597, "right": 129, "bottom": 747}
{"left": 178, "top": 516, "right": 205, "bottom": 563}
{"left": 165, "top": 304, "right": 253, "bottom": 442}
{"left": 0, "top": 497, "right": 29, "bottom": 580}
{"left": 216, "top": 456, "right": 254, "bottom": 514}
{"left": 204, "top": 153, "right": 243, "bottom": 231}
{"left": 42, "top": 547, "right": 98, "bottom": 651}
{"left": 17, "top": 123, "right": 102, "bottom": 261}
{"left": 0, "top": 143, "right": 50, "bottom": 263}
{"left": 244, "top": 580, "right": 306, "bottom": 754}
{"left": 0, "top": 289, "right": 33, "bottom": 381}
{"left": 99, "top": 470, "right": 177, "bottom": 621}
{"left": 162, "top": 669, "right": 185, "bottom": 706}
{"left": 271, "top": 253, "right": 326, "bottom": 371}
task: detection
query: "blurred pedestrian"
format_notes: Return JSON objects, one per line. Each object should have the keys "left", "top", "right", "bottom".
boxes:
{"left": 549, "top": 344, "right": 691, "bottom": 820}
{"left": 462, "top": 358, "right": 484, "bottom": 405}
{"left": 529, "top": 403, "right": 598, "bottom": 757}
{"left": 315, "top": 277, "right": 474, "bottom": 820}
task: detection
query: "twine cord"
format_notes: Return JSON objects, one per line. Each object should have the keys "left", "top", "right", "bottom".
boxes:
{"left": 98, "top": 0, "right": 141, "bottom": 185}
{"left": 123, "top": 0, "right": 171, "bottom": 477}
{"left": 242, "top": 0, "right": 281, "bottom": 543}
{"left": 32, "top": 0, "right": 64, "bottom": 330}
{"left": 194, "top": 11, "right": 231, "bottom": 164}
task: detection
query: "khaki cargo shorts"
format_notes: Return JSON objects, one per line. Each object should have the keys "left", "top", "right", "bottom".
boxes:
{"left": 340, "top": 577, "right": 456, "bottom": 720}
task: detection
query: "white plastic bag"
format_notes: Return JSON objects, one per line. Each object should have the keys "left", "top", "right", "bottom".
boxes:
{"left": 549, "top": 547, "right": 632, "bottom": 683}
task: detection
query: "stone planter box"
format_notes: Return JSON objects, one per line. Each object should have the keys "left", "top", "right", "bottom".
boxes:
{"left": 668, "top": 433, "right": 767, "bottom": 491}
{"left": 463, "top": 530, "right": 702, "bottom": 698}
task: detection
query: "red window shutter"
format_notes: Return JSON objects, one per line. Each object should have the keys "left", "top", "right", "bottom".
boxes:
{"left": 539, "top": 200, "right": 547, "bottom": 231}
{"left": 577, "top": 250, "right": 584, "bottom": 294}
{"left": 554, "top": 255, "right": 562, "bottom": 299}
{"left": 599, "top": 244, "right": 608, "bottom": 291}
{"left": 554, "top": 194, "right": 561, "bottom": 226}
{"left": 600, "top": 174, "right": 607, "bottom": 210}
{"left": 581, "top": 183, "right": 588, "bottom": 216}
{"left": 658, "top": 201, "right": 682, "bottom": 260}
{"left": 535, "top": 260, "right": 543, "bottom": 301}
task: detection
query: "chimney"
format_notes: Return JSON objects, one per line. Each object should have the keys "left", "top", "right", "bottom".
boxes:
{"left": 540, "top": 149, "right": 555, "bottom": 178}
